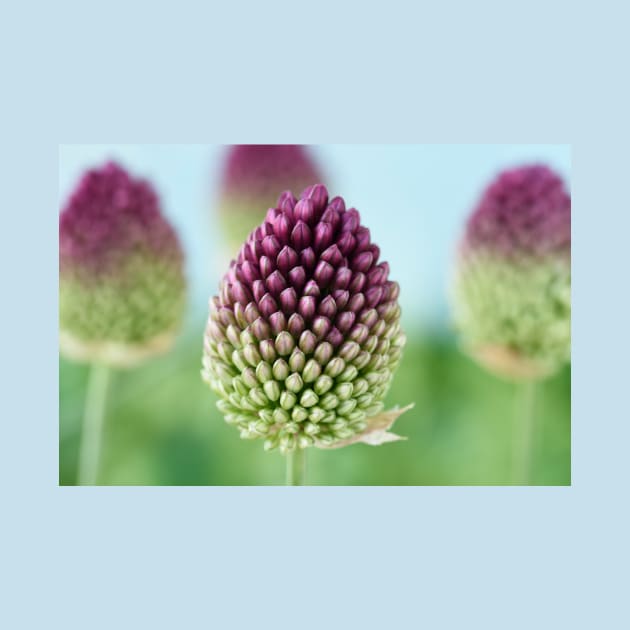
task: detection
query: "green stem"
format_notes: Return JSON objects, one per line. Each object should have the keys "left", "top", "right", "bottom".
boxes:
{"left": 513, "top": 380, "right": 537, "bottom": 485}
{"left": 77, "top": 363, "right": 110, "bottom": 485}
{"left": 286, "top": 448, "right": 306, "bottom": 486}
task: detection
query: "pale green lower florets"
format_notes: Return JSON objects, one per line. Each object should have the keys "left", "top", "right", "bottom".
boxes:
{"left": 452, "top": 251, "right": 570, "bottom": 379}
{"left": 202, "top": 300, "right": 405, "bottom": 454}
{"left": 59, "top": 252, "right": 186, "bottom": 366}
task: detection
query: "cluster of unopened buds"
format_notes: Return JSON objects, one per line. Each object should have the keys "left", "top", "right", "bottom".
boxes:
{"left": 203, "top": 184, "right": 409, "bottom": 454}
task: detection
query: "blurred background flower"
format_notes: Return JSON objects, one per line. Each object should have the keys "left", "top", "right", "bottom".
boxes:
{"left": 452, "top": 164, "right": 571, "bottom": 380}
{"left": 59, "top": 145, "right": 570, "bottom": 485}
{"left": 59, "top": 161, "right": 187, "bottom": 485}
{"left": 216, "top": 145, "right": 323, "bottom": 258}
{"left": 59, "top": 162, "right": 186, "bottom": 365}
{"left": 451, "top": 164, "right": 571, "bottom": 484}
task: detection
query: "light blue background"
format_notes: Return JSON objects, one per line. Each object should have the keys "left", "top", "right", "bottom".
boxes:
{"left": 3, "top": 1, "right": 628, "bottom": 629}
{"left": 59, "top": 143, "right": 570, "bottom": 332}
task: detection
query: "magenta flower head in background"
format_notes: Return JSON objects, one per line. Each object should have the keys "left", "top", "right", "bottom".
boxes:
{"left": 452, "top": 165, "right": 571, "bottom": 381}
{"left": 216, "top": 145, "right": 323, "bottom": 256}
{"left": 59, "top": 162, "right": 186, "bottom": 366}
{"left": 203, "top": 184, "right": 411, "bottom": 484}
{"left": 59, "top": 162, "right": 186, "bottom": 485}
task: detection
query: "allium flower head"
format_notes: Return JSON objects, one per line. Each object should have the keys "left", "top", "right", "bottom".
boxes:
{"left": 203, "top": 184, "right": 409, "bottom": 453}
{"left": 217, "top": 145, "right": 323, "bottom": 253}
{"left": 452, "top": 165, "right": 571, "bottom": 380}
{"left": 59, "top": 162, "right": 186, "bottom": 365}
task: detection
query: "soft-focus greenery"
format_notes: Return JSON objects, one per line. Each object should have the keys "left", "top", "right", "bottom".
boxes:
{"left": 59, "top": 324, "right": 570, "bottom": 485}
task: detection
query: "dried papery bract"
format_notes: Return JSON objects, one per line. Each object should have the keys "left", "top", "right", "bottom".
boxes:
{"left": 59, "top": 162, "right": 186, "bottom": 484}
{"left": 216, "top": 145, "right": 323, "bottom": 257}
{"left": 203, "top": 184, "right": 411, "bottom": 483}
{"left": 451, "top": 164, "right": 571, "bottom": 482}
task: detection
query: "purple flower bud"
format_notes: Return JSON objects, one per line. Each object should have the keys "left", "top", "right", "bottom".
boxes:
{"left": 336, "top": 311, "right": 356, "bottom": 333}
{"left": 341, "top": 209, "right": 360, "bottom": 233}
{"left": 318, "top": 295, "right": 337, "bottom": 319}
{"left": 303, "top": 183, "right": 329, "bottom": 214}
{"left": 203, "top": 184, "right": 405, "bottom": 452}
{"left": 273, "top": 213, "right": 292, "bottom": 242}
{"left": 252, "top": 279, "right": 266, "bottom": 303}
{"left": 245, "top": 239, "right": 263, "bottom": 263}
{"left": 265, "top": 207, "right": 281, "bottom": 223}
{"left": 328, "top": 196, "right": 346, "bottom": 212}
{"left": 369, "top": 244, "right": 381, "bottom": 263}
{"left": 386, "top": 281, "right": 400, "bottom": 302}
{"left": 347, "top": 292, "right": 366, "bottom": 313}
{"left": 333, "top": 267, "right": 352, "bottom": 290}
{"left": 288, "top": 266, "right": 306, "bottom": 291}
{"left": 314, "top": 260, "right": 335, "bottom": 287}
{"left": 320, "top": 244, "right": 345, "bottom": 267}
{"left": 278, "top": 191, "right": 297, "bottom": 213}
{"left": 258, "top": 293, "right": 277, "bottom": 318}
{"left": 351, "top": 251, "right": 374, "bottom": 273}
{"left": 312, "top": 315, "right": 332, "bottom": 339}
{"left": 269, "top": 311, "right": 287, "bottom": 335}
{"left": 230, "top": 281, "right": 252, "bottom": 306}
{"left": 277, "top": 246, "right": 298, "bottom": 275}
{"left": 259, "top": 255, "right": 274, "bottom": 279}
{"left": 240, "top": 260, "right": 261, "bottom": 284}
{"left": 303, "top": 279, "right": 321, "bottom": 298}
{"left": 252, "top": 317, "right": 271, "bottom": 341}
{"left": 321, "top": 206, "right": 342, "bottom": 231}
{"left": 367, "top": 262, "right": 389, "bottom": 286}
{"left": 287, "top": 313, "right": 305, "bottom": 338}
{"left": 261, "top": 234, "right": 281, "bottom": 259}
{"left": 326, "top": 327, "right": 344, "bottom": 348}
{"left": 314, "top": 221, "right": 334, "bottom": 252}
{"left": 300, "top": 247, "right": 316, "bottom": 270}
{"left": 365, "top": 286, "right": 384, "bottom": 308}
{"left": 266, "top": 270, "right": 287, "bottom": 295}
{"left": 349, "top": 272, "right": 367, "bottom": 294}
{"left": 332, "top": 289, "right": 350, "bottom": 310}
{"left": 354, "top": 226, "right": 371, "bottom": 251}
{"left": 337, "top": 232, "right": 357, "bottom": 257}
{"left": 292, "top": 221, "right": 312, "bottom": 250}
{"left": 279, "top": 287, "right": 298, "bottom": 314}
{"left": 294, "top": 199, "right": 316, "bottom": 224}
{"left": 244, "top": 302, "right": 261, "bottom": 323}
{"left": 298, "top": 295, "right": 317, "bottom": 320}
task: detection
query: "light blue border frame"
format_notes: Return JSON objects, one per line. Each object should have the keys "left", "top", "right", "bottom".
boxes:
{"left": 3, "top": 1, "right": 627, "bottom": 627}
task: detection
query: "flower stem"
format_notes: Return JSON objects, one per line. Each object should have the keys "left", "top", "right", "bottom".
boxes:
{"left": 286, "top": 448, "right": 306, "bottom": 486}
{"left": 77, "top": 363, "right": 110, "bottom": 485}
{"left": 513, "top": 380, "right": 537, "bottom": 485}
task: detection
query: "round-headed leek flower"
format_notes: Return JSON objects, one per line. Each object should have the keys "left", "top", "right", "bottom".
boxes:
{"left": 203, "top": 184, "right": 411, "bottom": 454}
{"left": 452, "top": 165, "right": 571, "bottom": 380}
{"left": 217, "top": 145, "right": 323, "bottom": 255}
{"left": 59, "top": 162, "right": 186, "bottom": 366}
